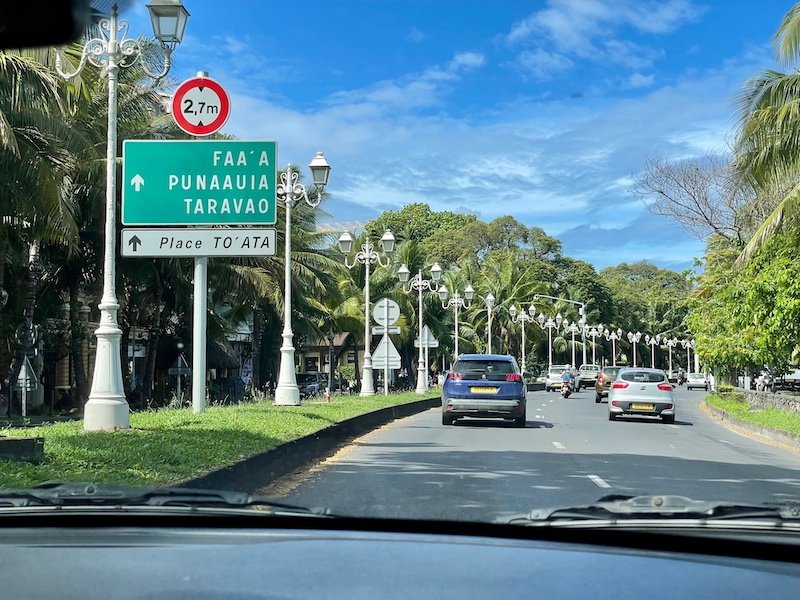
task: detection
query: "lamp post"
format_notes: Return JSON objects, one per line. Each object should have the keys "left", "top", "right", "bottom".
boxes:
{"left": 536, "top": 313, "right": 559, "bottom": 367}
{"left": 55, "top": 0, "right": 189, "bottom": 430}
{"left": 509, "top": 304, "right": 536, "bottom": 373}
{"left": 532, "top": 294, "right": 587, "bottom": 366}
{"left": 485, "top": 293, "right": 495, "bottom": 354}
{"left": 586, "top": 325, "right": 603, "bottom": 365}
{"left": 339, "top": 230, "right": 395, "bottom": 396}
{"left": 627, "top": 331, "right": 642, "bottom": 367}
{"left": 565, "top": 320, "right": 581, "bottom": 367}
{"left": 645, "top": 334, "right": 660, "bottom": 368}
{"left": 439, "top": 285, "right": 474, "bottom": 365}
{"left": 273, "top": 154, "right": 332, "bottom": 406}
{"left": 398, "top": 262, "right": 443, "bottom": 394}
{"left": 604, "top": 328, "right": 623, "bottom": 367}
{"left": 665, "top": 337, "right": 678, "bottom": 375}
{"left": 681, "top": 339, "right": 694, "bottom": 374}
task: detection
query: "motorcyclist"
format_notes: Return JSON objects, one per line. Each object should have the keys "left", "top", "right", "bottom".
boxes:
{"left": 561, "top": 366, "right": 572, "bottom": 393}
{"left": 677, "top": 368, "right": 686, "bottom": 385}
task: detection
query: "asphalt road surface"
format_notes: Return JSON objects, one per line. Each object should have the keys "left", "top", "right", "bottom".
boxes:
{"left": 267, "top": 386, "right": 800, "bottom": 522}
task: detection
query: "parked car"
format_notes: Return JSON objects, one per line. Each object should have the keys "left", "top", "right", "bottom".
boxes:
{"left": 608, "top": 367, "right": 676, "bottom": 423}
{"left": 686, "top": 372, "right": 708, "bottom": 391}
{"left": 441, "top": 354, "right": 526, "bottom": 426}
{"left": 577, "top": 364, "right": 601, "bottom": 389}
{"left": 297, "top": 372, "right": 326, "bottom": 398}
{"left": 545, "top": 365, "right": 577, "bottom": 392}
{"left": 594, "top": 365, "right": 622, "bottom": 403}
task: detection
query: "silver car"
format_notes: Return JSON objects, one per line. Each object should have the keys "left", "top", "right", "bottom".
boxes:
{"left": 686, "top": 372, "right": 708, "bottom": 391}
{"left": 608, "top": 367, "right": 676, "bottom": 423}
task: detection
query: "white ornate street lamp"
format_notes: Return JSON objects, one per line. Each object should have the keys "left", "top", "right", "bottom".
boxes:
{"left": 664, "top": 337, "right": 679, "bottom": 375}
{"left": 604, "top": 327, "right": 624, "bottom": 367}
{"left": 398, "top": 262, "right": 442, "bottom": 393}
{"left": 273, "top": 154, "right": 332, "bottom": 406}
{"left": 586, "top": 324, "right": 603, "bottom": 365}
{"left": 439, "top": 284, "right": 474, "bottom": 365}
{"left": 627, "top": 331, "right": 642, "bottom": 367}
{"left": 536, "top": 313, "right": 559, "bottom": 367}
{"left": 509, "top": 304, "right": 536, "bottom": 373}
{"left": 681, "top": 339, "right": 695, "bottom": 373}
{"left": 485, "top": 293, "right": 495, "bottom": 354}
{"left": 339, "top": 230, "right": 395, "bottom": 396}
{"left": 645, "top": 334, "right": 661, "bottom": 368}
{"left": 55, "top": 0, "right": 189, "bottom": 430}
{"left": 532, "top": 294, "right": 587, "bottom": 366}
{"left": 565, "top": 320, "right": 581, "bottom": 366}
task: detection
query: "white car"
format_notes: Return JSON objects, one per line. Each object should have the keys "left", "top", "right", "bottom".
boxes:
{"left": 686, "top": 372, "right": 708, "bottom": 391}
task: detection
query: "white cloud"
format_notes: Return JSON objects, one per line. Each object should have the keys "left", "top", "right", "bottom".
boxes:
{"left": 517, "top": 49, "right": 575, "bottom": 80}
{"left": 624, "top": 73, "right": 656, "bottom": 89}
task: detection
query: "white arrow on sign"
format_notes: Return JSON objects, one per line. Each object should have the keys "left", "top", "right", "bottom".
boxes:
{"left": 372, "top": 334, "right": 401, "bottom": 369}
{"left": 131, "top": 174, "right": 144, "bottom": 191}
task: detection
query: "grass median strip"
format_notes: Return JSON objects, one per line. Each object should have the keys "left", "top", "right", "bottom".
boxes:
{"left": 706, "top": 394, "right": 800, "bottom": 437}
{"left": 0, "top": 392, "right": 438, "bottom": 489}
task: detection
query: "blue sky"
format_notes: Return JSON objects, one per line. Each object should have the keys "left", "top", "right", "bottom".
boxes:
{"left": 123, "top": 0, "right": 789, "bottom": 271}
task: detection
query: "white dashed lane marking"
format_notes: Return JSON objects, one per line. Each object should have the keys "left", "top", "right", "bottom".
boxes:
{"left": 588, "top": 474, "right": 612, "bottom": 488}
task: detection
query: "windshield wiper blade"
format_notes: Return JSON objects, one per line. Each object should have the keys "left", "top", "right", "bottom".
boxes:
{"left": 505, "top": 494, "right": 800, "bottom": 525}
{"left": 0, "top": 482, "right": 333, "bottom": 516}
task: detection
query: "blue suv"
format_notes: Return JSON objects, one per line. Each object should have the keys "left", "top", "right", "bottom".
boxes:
{"left": 441, "top": 354, "right": 527, "bottom": 427}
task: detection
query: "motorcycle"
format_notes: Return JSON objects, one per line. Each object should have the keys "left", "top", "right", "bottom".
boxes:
{"left": 677, "top": 372, "right": 686, "bottom": 386}
{"left": 756, "top": 370, "right": 775, "bottom": 393}
{"left": 561, "top": 380, "right": 572, "bottom": 398}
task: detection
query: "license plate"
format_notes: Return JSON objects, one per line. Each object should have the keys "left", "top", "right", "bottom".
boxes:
{"left": 631, "top": 403, "right": 655, "bottom": 411}
{"left": 470, "top": 386, "right": 498, "bottom": 394}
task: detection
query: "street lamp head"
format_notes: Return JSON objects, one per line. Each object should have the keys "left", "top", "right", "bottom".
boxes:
{"left": 528, "top": 305, "right": 536, "bottom": 318}
{"left": 380, "top": 229, "right": 396, "bottom": 254}
{"left": 627, "top": 332, "right": 634, "bottom": 342}
{"left": 485, "top": 293, "right": 495, "bottom": 309}
{"left": 537, "top": 312, "right": 545, "bottom": 325}
{"left": 147, "top": 0, "right": 190, "bottom": 48}
{"left": 464, "top": 285, "right": 475, "bottom": 301}
{"left": 308, "top": 152, "right": 331, "bottom": 188}
{"left": 398, "top": 264, "right": 410, "bottom": 283}
{"left": 337, "top": 231, "right": 354, "bottom": 254}
{"left": 555, "top": 313, "right": 563, "bottom": 326}
{"left": 509, "top": 304, "right": 518, "bottom": 318}
{"left": 438, "top": 285, "right": 449, "bottom": 302}
{"left": 430, "top": 263, "right": 443, "bottom": 282}
{"left": 617, "top": 328, "right": 623, "bottom": 338}
{"left": 656, "top": 334, "right": 661, "bottom": 344}
{"left": 645, "top": 334, "right": 651, "bottom": 343}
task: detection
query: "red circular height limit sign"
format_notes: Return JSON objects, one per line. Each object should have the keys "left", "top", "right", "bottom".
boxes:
{"left": 171, "top": 76, "right": 231, "bottom": 136}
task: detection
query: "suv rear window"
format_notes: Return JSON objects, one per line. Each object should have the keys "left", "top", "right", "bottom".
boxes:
{"left": 602, "top": 367, "right": 621, "bottom": 377}
{"left": 620, "top": 370, "right": 666, "bottom": 383}
{"left": 454, "top": 359, "right": 516, "bottom": 381}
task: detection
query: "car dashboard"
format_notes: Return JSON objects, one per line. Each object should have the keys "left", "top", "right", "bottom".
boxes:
{"left": 1, "top": 514, "right": 798, "bottom": 599}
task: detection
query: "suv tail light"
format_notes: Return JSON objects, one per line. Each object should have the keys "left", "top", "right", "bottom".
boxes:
{"left": 657, "top": 383, "right": 673, "bottom": 391}
{"left": 448, "top": 372, "right": 462, "bottom": 382}
{"left": 612, "top": 381, "right": 629, "bottom": 389}
{"left": 505, "top": 373, "right": 522, "bottom": 382}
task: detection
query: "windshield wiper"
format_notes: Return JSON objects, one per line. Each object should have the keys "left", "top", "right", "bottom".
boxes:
{"left": 0, "top": 482, "right": 333, "bottom": 516}
{"left": 505, "top": 494, "right": 800, "bottom": 525}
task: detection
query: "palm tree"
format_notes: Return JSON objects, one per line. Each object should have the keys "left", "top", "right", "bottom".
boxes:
{"left": 734, "top": 3, "right": 800, "bottom": 263}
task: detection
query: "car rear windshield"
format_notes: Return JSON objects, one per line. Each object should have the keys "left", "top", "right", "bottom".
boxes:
{"left": 548, "top": 367, "right": 565, "bottom": 375}
{"left": 454, "top": 359, "right": 516, "bottom": 381}
{"left": 603, "top": 367, "right": 621, "bottom": 377}
{"left": 620, "top": 370, "right": 667, "bottom": 383}
{"left": 296, "top": 374, "right": 317, "bottom": 384}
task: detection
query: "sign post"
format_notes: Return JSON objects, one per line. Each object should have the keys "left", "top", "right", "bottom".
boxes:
{"left": 372, "top": 298, "right": 401, "bottom": 394}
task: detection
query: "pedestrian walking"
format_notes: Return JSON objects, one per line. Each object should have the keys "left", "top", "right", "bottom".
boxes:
{"left": 707, "top": 372, "right": 716, "bottom": 393}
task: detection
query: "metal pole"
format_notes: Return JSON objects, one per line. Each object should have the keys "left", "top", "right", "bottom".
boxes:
{"left": 592, "top": 335, "right": 596, "bottom": 364}
{"left": 192, "top": 257, "right": 207, "bottom": 412}
{"left": 521, "top": 320, "right": 526, "bottom": 373}
{"left": 669, "top": 345, "right": 673, "bottom": 375}
{"left": 581, "top": 304, "right": 587, "bottom": 366}
{"left": 651, "top": 343, "right": 655, "bottom": 368}
{"left": 687, "top": 345, "right": 691, "bottom": 373}
{"left": 571, "top": 330, "right": 576, "bottom": 366}
{"left": 275, "top": 174, "right": 301, "bottom": 405}
{"left": 84, "top": 4, "right": 129, "bottom": 430}
{"left": 633, "top": 342, "right": 637, "bottom": 368}
{"left": 612, "top": 338, "right": 616, "bottom": 367}
{"left": 454, "top": 300, "right": 459, "bottom": 363}
{"left": 487, "top": 306, "right": 492, "bottom": 354}
{"left": 548, "top": 327, "right": 553, "bottom": 367}
{"left": 360, "top": 248, "right": 375, "bottom": 396}
{"left": 415, "top": 273, "right": 427, "bottom": 394}
{"left": 694, "top": 347, "right": 700, "bottom": 373}
{"left": 383, "top": 295, "right": 389, "bottom": 396}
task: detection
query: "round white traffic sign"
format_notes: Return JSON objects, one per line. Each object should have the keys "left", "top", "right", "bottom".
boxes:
{"left": 171, "top": 76, "right": 230, "bottom": 136}
{"left": 373, "top": 298, "right": 401, "bottom": 326}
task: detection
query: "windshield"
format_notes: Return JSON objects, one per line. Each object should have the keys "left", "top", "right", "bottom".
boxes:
{"left": 3, "top": 0, "right": 800, "bottom": 541}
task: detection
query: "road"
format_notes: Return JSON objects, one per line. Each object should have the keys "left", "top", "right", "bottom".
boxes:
{"left": 266, "top": 386, "right": 800, "bottom": 522}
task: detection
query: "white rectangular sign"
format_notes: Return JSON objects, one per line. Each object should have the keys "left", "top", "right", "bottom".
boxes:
{"left": 121, "top": 228, "right": 276, "bottom": 257}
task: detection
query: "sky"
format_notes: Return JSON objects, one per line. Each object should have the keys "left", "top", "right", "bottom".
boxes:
{"left": 122, "top": 0, "right": 790, "bottom": 272}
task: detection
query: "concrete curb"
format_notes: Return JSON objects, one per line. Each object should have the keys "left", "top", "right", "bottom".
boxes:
{"left": 181, "top": 396, "right": 441, "bottom": 492}
{"left": 701, "top": 399, "right": 800, "bottom": 451}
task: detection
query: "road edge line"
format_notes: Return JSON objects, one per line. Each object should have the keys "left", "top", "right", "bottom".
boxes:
{"left": 700, "top": 399, "right": 800, "bottom": 453}
{"left": 180, "top": 396, "right": 440, "bottom": 492}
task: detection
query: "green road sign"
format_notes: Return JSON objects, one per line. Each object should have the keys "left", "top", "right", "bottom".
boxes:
{"left": 122, "top": 140, "right": 277, "bottom": 225}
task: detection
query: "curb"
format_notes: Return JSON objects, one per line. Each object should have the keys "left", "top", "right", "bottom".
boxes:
{"left": 701, "top": 399, "right": 800, "bottom": 451}
{"left": 181, "top": 396, "right": 441, "bottom": 492}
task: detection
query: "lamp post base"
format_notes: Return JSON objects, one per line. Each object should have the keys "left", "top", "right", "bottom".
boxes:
{"left": 415, "top": 359, "right": 428, "bottom": 394}
{"left": 83, "top": 310, "right": 129, "bottom": 431}
{"left": 360, "top": 363, "right": 375, "bottom": 396}
{"left": 274, "top": 333, "right": 301, "bottom": 406}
